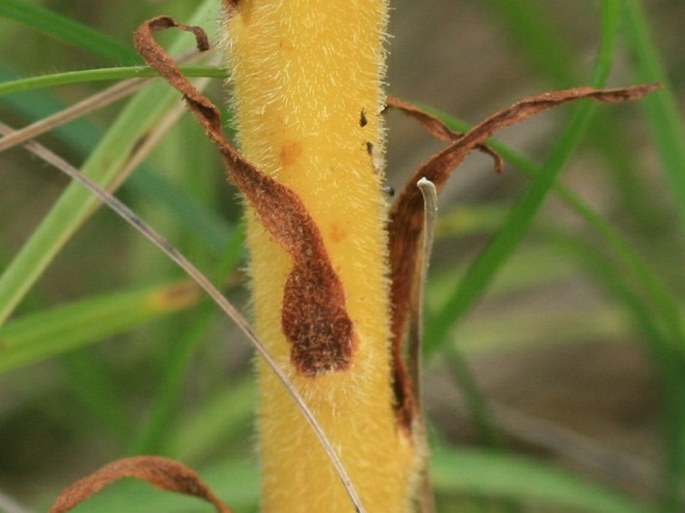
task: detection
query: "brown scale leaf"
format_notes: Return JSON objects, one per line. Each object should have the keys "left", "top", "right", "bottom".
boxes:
{"left": 386, "top": 96, "right": 503, "bottom": 172}
{"left": 387, "top": 84, "right": 659, "bottom": 428}
{"left": 134, "top": 16, "right": 354, "bottom": 376}
{"left": 49, "top": 456, "right": 233, "bottom": 513}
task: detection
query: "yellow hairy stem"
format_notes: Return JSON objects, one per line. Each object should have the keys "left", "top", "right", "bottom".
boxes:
{"left": 223, "top": 1, "right": 418, "bottom": 512}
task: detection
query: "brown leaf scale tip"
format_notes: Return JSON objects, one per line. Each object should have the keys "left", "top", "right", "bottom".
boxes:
{"left": 134, "top": 17, "right": 355, "bottom": 376}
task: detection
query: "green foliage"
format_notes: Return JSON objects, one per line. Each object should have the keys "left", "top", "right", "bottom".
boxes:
{"left": 1, "top": 0, "right": 683, "bottom": 512}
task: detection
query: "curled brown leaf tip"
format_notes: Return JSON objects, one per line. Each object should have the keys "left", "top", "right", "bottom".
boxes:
{"left": 50, "top": 456, "right": 233, "bottom": 513}
{"left": 387, "top": 83, "right": 659, "bottom": 426}
{"left": 386, "top": 97, "right": 457, "bottom": 143}
{"left": 134, "top": 17, "right": 355, "bottom": 376}
{"left": 136, "top": 16, "right": 209, "bottom": 54}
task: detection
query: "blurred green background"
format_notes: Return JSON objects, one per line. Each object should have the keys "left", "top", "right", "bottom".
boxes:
{"left": 0, "top": 0, "right": 684, "bottom": 512}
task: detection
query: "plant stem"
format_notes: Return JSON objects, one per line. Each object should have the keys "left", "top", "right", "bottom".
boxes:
{"left": 223, "top": 1, "right": 418, "bottom": 512}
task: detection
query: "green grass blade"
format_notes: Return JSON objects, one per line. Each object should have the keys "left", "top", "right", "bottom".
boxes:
{"left": 623, "top": 0, "right": 685, "bottom": 233}
{"left": 0, "top": 282, "right": 200, "bottom": 374}
{"left": 420, "top": 109, "right": 684, "bottom": 356}
{"left": 0, "top": 66, "right": 226, "bottom": 95}
{"left": 167, "top": 378, "right": 256, "bottom": 461}
{"left": 482, "top": 0, "right": 578, "bottom": 86}
{"left": 130, "top": 227, "right": 245, "bottom": 455}
{"left": 127, "top": 169, "right": 234, "bottom": 254}
{"left": 485, "top": 0, "right": 663, "bottom": 234}
{"left": 442, "top": 343, "right": 503, "bottom": 449}
{"left": 419, "top": 0, "right": 641, "bottom": 474}
{"left": 61, "top": 351, "right": 132, "bottom": 443}
{"left": 0, "top": 66, "right": 234, "bottom": 254}
{"left": 0, "top": 0, "right": 140, "bottom": 65}
{"left": 424, "top": 0, "right": 621, "bottom": 350}
{"left": 428, "top": 90, "right": 685, "bottom": 513}
{"left": 431, "top": 446, "right": 654, "bottom": 513}
{"left": 574, "top": 237, "right": 685, "bottom": 513}
{"left": 0, "top": 0, "right": 217, "bottom": 327}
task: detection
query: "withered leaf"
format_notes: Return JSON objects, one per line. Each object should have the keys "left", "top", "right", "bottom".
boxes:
{"left": 49, "top": 455, "right": 233, "bottom": 513}
{"left": 386, "top": 96, "right": 503, "bottom": 170}
{"left": 387, "top": 84, "right": 659, "bottom": 426}
{"left": 134, "top": 16, "right": 355, "bottom": 376}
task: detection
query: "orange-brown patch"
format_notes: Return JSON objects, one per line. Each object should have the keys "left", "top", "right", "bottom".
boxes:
{"left": 328, "top": 221, "right": 347, "bottom": 244}
{"left": 278, "top": 37, "right": 296, "bottom": 53}
{"left": 279, "top": 140, "right": 303, "bottom": 167}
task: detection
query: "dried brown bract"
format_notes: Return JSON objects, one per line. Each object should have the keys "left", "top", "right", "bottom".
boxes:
{"left": 135, "top": 17, "right": 355, "bottom": 376}
{"left": 49, "top": 456, "right": 233, "bottom": 513}
{"left": 387, "top": 84, "right": 659, "bottom": 425}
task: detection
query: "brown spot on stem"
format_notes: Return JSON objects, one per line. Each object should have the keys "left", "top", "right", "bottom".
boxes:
{"left": 387, "top": 85, "right": 659, "bottom": 430}
{"left": 282, "top": 265, "right": 355, "bottom": 375}
{"left": 135, "top": 16, "right": 356, "bottom": 376}
{"left": 49, "top": 456, "right": 233, "bottom": 513}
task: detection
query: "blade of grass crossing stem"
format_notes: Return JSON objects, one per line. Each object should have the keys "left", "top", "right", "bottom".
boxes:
{"left": 0, "top": 67, "right": 234, "bottom": 254}
{"left": 0, "top": 0, "right": 216, "bottom": 327}
{"left": 424, "top": 0, "right": 621, "bottom": 351}
{"left": 0, "top": 0, "right": 140, "bottom": 65}
{"left": 623, "top": 0, "right": 685, "bottom": 233}
{"left": 0, "top": 66, "right": 226, "bottom": 96}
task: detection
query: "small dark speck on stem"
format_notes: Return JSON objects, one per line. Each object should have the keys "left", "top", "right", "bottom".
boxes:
{"left": 359, "top": 109, "right": 368, "bottom": 127}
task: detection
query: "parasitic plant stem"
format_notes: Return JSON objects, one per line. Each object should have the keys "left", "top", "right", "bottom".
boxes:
{"left": 222, "top": 1, "right": 419, "bottom": 512}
